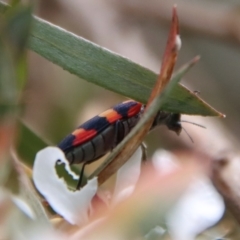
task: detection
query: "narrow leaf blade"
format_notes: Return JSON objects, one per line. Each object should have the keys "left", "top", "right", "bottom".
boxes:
{"left": 0, "top": 1, "right": 223, "bottom": 117}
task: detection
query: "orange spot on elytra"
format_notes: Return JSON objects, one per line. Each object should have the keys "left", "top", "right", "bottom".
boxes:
{"left": 127, "top": 103, "right": 142, "bottom": 117}
{"left": 99, "top": 109, "right": 122, "bottom": 123}
{"left": 72, "top": 128, "right": 97, "bottom": 146}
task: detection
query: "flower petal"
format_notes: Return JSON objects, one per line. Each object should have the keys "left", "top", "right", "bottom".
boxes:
{"left": 152, "top": 149, "right": 179, "bottom": 175}
{"left": 152, "top": 149, "right": 225, "bottom": 240}
{"left": 33, "top": 147, "right": 98, "bottom": 225}
{"left": 12, "top": 196, "right": 36, "bottom": 219}
{"left": 144, "top": 226, "right": 165, "bottom": 239}
{"left": 112, "top": 147, "right": 142, "bottom": 205}
{"left": 166, "top": 177, "right": 225, "bottom": 240}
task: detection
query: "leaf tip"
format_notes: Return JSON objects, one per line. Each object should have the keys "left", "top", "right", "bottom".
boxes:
{"left": 173, "top": 4, "right": 178, "bottom": 15}
{"left": 172, "top": 5, "right": 179, "bottom": 35}
{"left": 193, "top": 55, "right": 201, "bottom": 63}
{"left": 188, "top": 55, "right": 201, "bottom": 68}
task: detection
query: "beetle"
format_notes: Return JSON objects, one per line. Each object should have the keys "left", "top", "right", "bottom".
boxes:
{"left": 58, "top": 100, "right": 182, "bottom": 164}
{"left": 58, "top": 100, "right": 186, "bottom": 188}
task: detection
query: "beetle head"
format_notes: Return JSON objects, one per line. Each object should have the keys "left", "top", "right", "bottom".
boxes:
{"left": 152, "top": 111, "right": 182, "bottom": 135}
{"left": 164, "top": 113, "right": 182, "bottom": 135}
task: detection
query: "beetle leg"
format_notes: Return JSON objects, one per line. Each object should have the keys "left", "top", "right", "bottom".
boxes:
{"left": 113, "top": 120, "right": 122, "bottom": 148}
{"left": 76, "top": 161, "right": 88, "bottom": 190}
{"left": 70, "top": 151, "right": 75, "bottom": 164}
{"left": 140, "top": 142, "right": 147, "bottom": 164}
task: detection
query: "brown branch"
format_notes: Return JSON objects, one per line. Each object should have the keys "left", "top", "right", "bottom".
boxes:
{"left": 93, "top": 7, "right": 180, "bottom": 185}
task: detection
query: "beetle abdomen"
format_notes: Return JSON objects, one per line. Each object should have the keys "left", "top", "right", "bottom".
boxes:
{"left": 65, "top": 114, "right": 140, "bottom": 164}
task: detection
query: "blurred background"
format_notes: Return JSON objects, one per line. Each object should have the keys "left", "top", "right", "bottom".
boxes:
{"left": 2, "top": 0, "right": 240, "bottom": 238}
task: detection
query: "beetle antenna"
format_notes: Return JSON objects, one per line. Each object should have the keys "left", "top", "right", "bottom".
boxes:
{"left": 181, "top": 120, "right": 206, "bottom": 129}
{"left": 182, "top": 126, "right": 194, "bottom": 143}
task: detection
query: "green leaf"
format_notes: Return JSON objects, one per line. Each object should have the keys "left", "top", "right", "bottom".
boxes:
{"left": 0, "top": 2, "right": 32, "bottom": 188}
{"left": 16, "top": 121, "right": 48, "bottom": 166}
{"left": 0, "top": 1, "right": 223, "bottom": 117}
{"left": 0, "top": 3, "right": 32, "bottom": 120}
{"left": 90, "top": 57, "right": 197, "bottom": 184}
{"left": 0, "top": 3, "right": 32, "bottom": 106}
{"left": 29, "top": 19, "right": 222, "bottom": 116}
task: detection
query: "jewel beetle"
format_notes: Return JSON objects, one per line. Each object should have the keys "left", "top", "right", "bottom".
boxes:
{"left": 58, "top": 100, "right": 183, "bottom": 164}
{"left": 57, "top": 100, "right": 189, "bottom": 187}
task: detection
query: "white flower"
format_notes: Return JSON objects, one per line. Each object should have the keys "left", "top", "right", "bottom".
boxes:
{"left": 166, "top": 177, "right": 224, "bottom": 240}
{"left": 112, "top": 146, "right": 142, "bottom": 206}
{"left": 12, "top": 196, "right": 36, "bottom": 219}
{"left": 33, "top": 147, "right": 98, "bottom": 225}
{"left": 152, "top": 149, "right": 179, "bottom": 175}
{"left": 152, "top": 149, "right": 225, "bottom": 240}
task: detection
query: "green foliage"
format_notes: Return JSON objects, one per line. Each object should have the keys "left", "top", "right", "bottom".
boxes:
{"left": 0, "top": 1, "right": 222, "bottom": 117}
{"left": 28, "top": 18, "right": 220, "bottom": 116}
{"left": 16, "top": 121, "right": 48, "bottom": 166}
